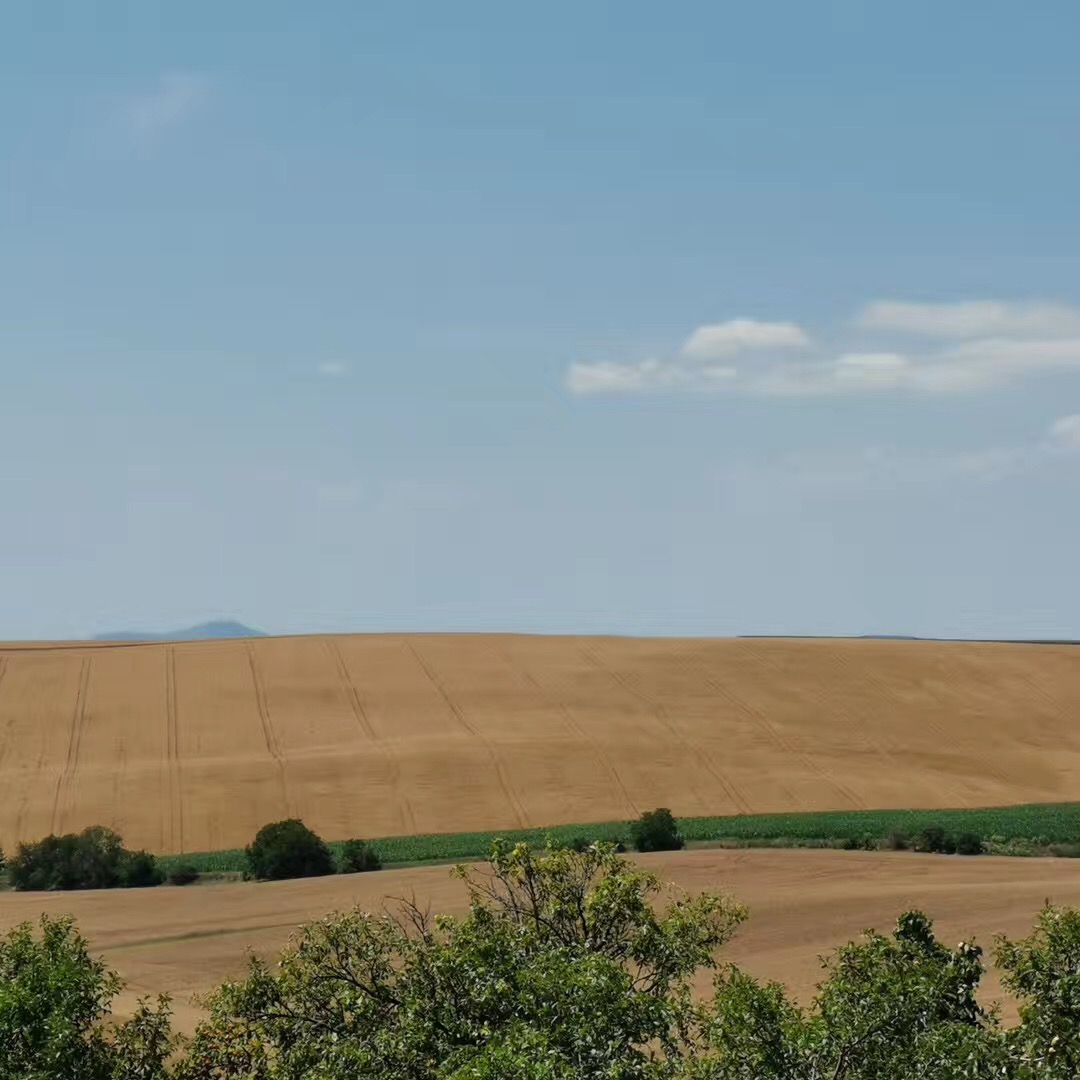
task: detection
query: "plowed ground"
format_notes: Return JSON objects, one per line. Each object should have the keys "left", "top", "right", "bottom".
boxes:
{"left": 0, "top": 635, "right": 1078, "bottom": 854}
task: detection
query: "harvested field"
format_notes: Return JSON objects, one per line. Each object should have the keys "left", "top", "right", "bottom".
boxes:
{"left": 1, "top": 847, "right": 1077, "bottom": 1031}
{"left": 0, "top": 634, "right": 1078, "bottom": 855}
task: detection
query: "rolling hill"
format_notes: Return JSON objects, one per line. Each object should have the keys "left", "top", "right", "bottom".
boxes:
{"left": 0, "top": 634, "right": 1076, "bottom": 855}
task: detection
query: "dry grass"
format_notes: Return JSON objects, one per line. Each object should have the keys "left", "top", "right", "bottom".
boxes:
{"left": 0, "top": 634, "right": 1078, "bottom": 855}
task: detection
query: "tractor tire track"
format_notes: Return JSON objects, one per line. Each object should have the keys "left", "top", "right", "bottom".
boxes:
{"left": 51, "top": 656, "right": 92, "bottom": 834}
{"left": 914, "top": 648, "right": 1036, "bottom": 791}
{"left": 771, "top": 645, "right": 908, "bottom": 789}
{"left": 246, "top": 643, "right": 294, "bottom": 819}
{"left": 326, "top": 639, "right": 417, "bottom": 835}
{"left": 732, "top": 643, "right": 864, "bottom": 810}
{"left": 165, "top": 647, "right": 184, "bottom": 853}
{"left": 489, "top": 642, "right": 640, "bottom": 819}
{"left": 404, "top": 638, "right": 528, "bottom": 829}
{"left": 579, "top": 644, "right": 753, "bottom": 815}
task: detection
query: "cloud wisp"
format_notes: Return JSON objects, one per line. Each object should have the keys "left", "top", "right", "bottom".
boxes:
{"left": 127, "top": 72, "right": 211, "bottom": 141}
{"left": 565, "top": 300, "right": 1080, "bottom": 398}
{"left": 317, "top": 362, "right": 351, "bottom": 377}
{"left": 733, "top": 414, "right": 1080, "bottom": 500}
{"left": 856, "top": 299, "right": 1080, "bottom": 339}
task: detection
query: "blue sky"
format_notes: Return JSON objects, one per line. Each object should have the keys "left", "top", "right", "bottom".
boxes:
{"left": 2, "top": 1, "right": 1079, "bottom": 640}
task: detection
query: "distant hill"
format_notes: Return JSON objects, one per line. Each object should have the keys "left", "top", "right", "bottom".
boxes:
{"left": 94, "top": 621, "right": 266, "bottom": 642}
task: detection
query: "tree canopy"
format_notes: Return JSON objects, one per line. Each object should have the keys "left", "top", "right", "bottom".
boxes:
{"left": 3, "top": 841, "right": 1080, "bottom": 1078}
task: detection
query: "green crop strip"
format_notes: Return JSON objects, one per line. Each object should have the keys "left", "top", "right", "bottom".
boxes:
{"left": 155, "top": 801, "right": 1080, "bottom": 876}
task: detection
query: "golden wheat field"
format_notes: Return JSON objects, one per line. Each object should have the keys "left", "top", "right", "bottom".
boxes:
{"left": 0, "top": 634, "right": 1078, "bottom": 856}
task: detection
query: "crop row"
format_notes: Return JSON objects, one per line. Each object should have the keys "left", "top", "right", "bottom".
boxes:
{"left": 155, "top": 801, "right": 1080, "bottom": 876}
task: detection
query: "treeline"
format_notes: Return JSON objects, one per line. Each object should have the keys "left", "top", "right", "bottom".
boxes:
{"left": 1, "top": 807, "right": 1000, "bottom": 894}
{"left": 0, "top": 819, "right": 383, "bottom": 892}
{"left": 2, "top": 840, "right": 1079, "bottom": 1078}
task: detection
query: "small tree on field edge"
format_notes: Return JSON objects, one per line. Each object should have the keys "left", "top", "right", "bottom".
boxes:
{"left": 630, "top": 807, "right": 684, "bottom": 853}
{"left": 246, "top": 819, "right": 335, "bottom": 881}
{"left": 339, "top": 838, "right": 381, "bottom": 874}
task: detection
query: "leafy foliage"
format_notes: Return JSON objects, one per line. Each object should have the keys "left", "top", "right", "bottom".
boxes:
{"left": 338, "top": 838, "right": 381, "bottom": 873}
{"left": 0, "top": 915, "right": 173, "bottom": 1079}
{"left": 954, "top": 831, "right": 985, "bottom": 856}
{"left": 178, "top": 840, "right": 745, "bottom": 1078}
{"left": 631, "top": 807, "right": 685, "bottom": 852}
{"left": 166, "top": 864, "right": 201, "bottom": 886}
{"left": 8, "top": 826, "right": 163, "bottom": 891}
{"left": 245, "top": 819, "right": 335, "bottom": 881}
{"left": 11, "top": 842, "right": 1080, "bottom": 1077}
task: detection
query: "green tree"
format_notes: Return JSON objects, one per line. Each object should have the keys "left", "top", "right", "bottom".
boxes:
{"left": 8, "top": 826, "right": 162, "bottom": 891}
{"left": 179, "top": 840, "right": 746, "bottom": 1078}
{"left": 997, "top": 904, "right": 1080, "bottom": 1077}
{"left": 0, "top": 915, "right": 173, "bottom": 1079}
{"left": 245, "top": 819, "right": 335, "bottom": 881}
{"left": 631, "top": 807, "right": 685, "bottom": 853}
{"left": 338, "top": 838, "right": 381, "bottom": 874}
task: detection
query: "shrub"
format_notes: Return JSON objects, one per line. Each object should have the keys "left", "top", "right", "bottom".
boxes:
{"left": 166, "top": 863, "right": 201, "bottom": 886}
{"left": 1050, "top": 842, "right": 1080, "bottom": 858}
{"left": 914, "top": 824, "right": 949, "bottom": 853}
{"left": 630, "top": 807, "right": 684, "bottom": 853}
{"left": 119, "top": 849, "right": 165, "bottom": 887}
{"left": 8, "top": 826, "right": 163, "bottom": 891}
{"left": 339, "top": 838, "right": 381, "bottom": 874}
{"left": 886, "top": 829, "right": 910, "bottom": 851}
{"left": 954, "top": 831, "right": 985, "bottom": 856}
{"left": 245, "top": 819, "right": 334, "bottom": 881}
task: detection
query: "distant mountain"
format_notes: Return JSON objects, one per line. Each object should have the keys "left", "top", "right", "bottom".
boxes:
{"left": 95, "top": 621, "right": 266, "bottom": 642}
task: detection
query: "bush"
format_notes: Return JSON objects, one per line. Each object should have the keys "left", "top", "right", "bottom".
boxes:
{"left": 339, "top": 838, "right": 381, "bottom": 874}
{"left": 886, "top": 830, "right": 910, "bottom": 851}
{"left": 1050, "top": 842, "right": 1080, "bottom": 858}
{"left": 8, "top": 826, "right": 163, "bottom": 891}
{"left": 954, "top": 831, "right": 985, "bottom": 856}
{"left": 166, "top": 864, "right": 201, "bottom": 886}
{"left": 245, "top": 819, "right": 335, "bottom": 881}
{"left": 119, "top": 849, "right": 165, "bottom": 887}
{"left": 558, "top": 835, "right": 625, "bottom": 853}
{"left": 630, "top": 807, "right": 684, "bottom": 853}
{"left": 914, "top": 824, "right": 949, "bottom": 853}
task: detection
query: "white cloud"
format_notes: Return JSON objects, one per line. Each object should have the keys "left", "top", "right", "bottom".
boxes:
{"left": 858, "top": 299, "right": 1080, "bottom": 339}
{"left": 128, "top": 72, "right": 210, "bottom": 139}
{"left": 565, "top": 300, "right": 1080, "bottom": 399}
{"left": 751, "top": 337, "right": 1080, "bottom": 398}
{"left": 681, "top": 318, "right": 809, "bottom": 359}
{"left": 318, "top": 362, "right": 350, "bottom": 377}
{"left": 565, "top": 359, "right": 736, "bottom": 395}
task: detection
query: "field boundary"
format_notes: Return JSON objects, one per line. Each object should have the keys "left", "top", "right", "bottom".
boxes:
{"left": 156, "top": 801, "right": 1080, "bottom": 875}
